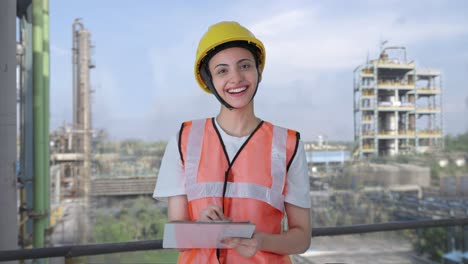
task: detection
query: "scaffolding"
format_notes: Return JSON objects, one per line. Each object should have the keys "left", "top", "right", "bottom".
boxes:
{"left": 353, "top": 45, "right": 443, "bottom": 159}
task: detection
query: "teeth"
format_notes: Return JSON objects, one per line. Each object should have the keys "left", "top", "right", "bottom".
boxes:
{"left": 228, "top": 87, "right": 247, "bottom": 93}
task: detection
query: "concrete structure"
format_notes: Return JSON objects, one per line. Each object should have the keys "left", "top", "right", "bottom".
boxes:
{"left": 353, "top": 45, "right": 443, "bottom": 159}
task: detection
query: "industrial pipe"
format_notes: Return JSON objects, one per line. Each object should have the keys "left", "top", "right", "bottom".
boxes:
{"left": 0, "top": 0, "right": 19, "bottom": 257}
{"left": 43, "top": 0, "right": 51, "bottom": 230}
{"left": 32, "top": 0, "right": 46, "bottom": 250}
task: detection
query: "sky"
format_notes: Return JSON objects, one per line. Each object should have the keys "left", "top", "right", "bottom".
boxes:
{"left": 48, "top": 0, "right": 468, "bottom": 142}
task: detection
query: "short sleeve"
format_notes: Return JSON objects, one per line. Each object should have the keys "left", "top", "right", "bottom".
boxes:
{"left": 152, "top": 135, "right": 186, "bottom": 201}
{"left": 284, "top": 140, "right": 311, "bottom": 208}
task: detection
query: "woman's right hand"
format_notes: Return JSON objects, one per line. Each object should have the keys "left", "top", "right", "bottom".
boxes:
{"left": 198, "top": 204, "right": 229, "bottom": 221}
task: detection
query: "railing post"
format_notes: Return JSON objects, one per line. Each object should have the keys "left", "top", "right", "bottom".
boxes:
{"left": 416, "top": 228, "right": 422, "bottom": 255}
{"left": 447, "top": 226, "right": 453, "bottom": 251}
{"left": 447, "top": 225, "right": 456, "bottom": 264}
{"left": 463, "top": 225, "right": 468, "bottom": 264}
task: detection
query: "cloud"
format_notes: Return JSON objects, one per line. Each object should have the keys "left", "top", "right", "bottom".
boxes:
{"left": 50, "top": 1, "right": 468, "bottom": 141}
{"left": 249, "top": 10, "right": 310, "bottom": 37}
{"left": 239, "top": 7, "right": 468, "bottom": 140}
{"left": 251, "top": 9, "right": 468, "bottom": 78}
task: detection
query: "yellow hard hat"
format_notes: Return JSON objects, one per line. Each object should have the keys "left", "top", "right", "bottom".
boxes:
{"left": 194, "top": 21, "right": 266, "bottom": 93}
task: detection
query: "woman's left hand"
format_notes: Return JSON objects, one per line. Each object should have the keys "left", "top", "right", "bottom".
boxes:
{"left": 221, "top": 233, "right": 264, "bottom": 258}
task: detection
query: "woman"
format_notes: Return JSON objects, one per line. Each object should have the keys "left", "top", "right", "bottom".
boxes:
{"left": 153, "top": 21, "right": 311, "bottom": 263}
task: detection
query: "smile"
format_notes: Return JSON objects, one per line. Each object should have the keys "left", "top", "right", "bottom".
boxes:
{"left": 227, "top": 86, "right": 247, "bottom": 94}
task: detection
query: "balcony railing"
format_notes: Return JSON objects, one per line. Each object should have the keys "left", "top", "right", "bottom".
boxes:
{"left": 1, "top": 218, "right": 468, "bottom": 262}
{"left": 377, "top": 80, "right": 415, "bottom": 88}
{"left": 409, "top": 88, "right": 441, "bottom": 94}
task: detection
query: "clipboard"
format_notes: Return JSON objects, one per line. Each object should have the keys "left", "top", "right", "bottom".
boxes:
{"left": 163, "top": 221, "right": 256, "bottom": 248}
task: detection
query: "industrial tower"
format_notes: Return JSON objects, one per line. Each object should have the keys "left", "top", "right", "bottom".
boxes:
{"left": 353, "top": 46, "right": 443, "bottom": 159}
{"left": 50, "top": 19, "right": 94, "bottom": 198}
{"left": 48, "top": 19, "right": 95, "bottom": 244}
{"left": 72, "top": 18, "right": 94, "bottom": 199}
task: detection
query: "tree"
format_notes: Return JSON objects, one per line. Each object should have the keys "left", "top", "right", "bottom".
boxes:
{"left": 91, "top": 197, "right": 178, "bottom": 263}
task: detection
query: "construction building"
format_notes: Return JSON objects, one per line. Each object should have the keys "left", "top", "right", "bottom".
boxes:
{"left": 353, "top": 46, "right": 443, "bottom": 159}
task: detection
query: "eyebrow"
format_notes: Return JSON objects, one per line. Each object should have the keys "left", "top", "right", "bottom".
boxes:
{"left": 214, "top": 63, "right": 228, "bottom": 69}
{"left": 213, "top": 58, "right": 254, "bottom": 69}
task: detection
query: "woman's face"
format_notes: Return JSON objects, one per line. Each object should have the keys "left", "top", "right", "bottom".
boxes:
{"left": 208, "top": 47, "right": 259, "bottom": 109}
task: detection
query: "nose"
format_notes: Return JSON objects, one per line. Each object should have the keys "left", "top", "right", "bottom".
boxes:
{"left": 229, "top": 68, "right": 244, "bottom": 83}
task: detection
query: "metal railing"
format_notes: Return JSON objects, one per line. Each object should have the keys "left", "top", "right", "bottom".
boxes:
{"left": 1, "top": 218, "right": 468, "bottom": 262}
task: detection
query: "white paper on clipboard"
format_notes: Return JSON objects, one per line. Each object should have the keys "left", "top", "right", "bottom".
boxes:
{"left": 163, "top": 221, "right": 256, "bottom": 249}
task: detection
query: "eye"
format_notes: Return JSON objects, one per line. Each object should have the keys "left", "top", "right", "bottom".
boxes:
{"left": 240, "top": 63, "right": 251, "bottom": 70}
{"left": 216, "top": 68, "right": 227, "bottom": 75}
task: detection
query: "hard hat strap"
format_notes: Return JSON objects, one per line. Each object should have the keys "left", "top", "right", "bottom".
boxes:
{"left": 200, "top": 65, "right": 260, "bottom": 111}
{"left": 200, "top": 66, "right": 235, "bottom": 110}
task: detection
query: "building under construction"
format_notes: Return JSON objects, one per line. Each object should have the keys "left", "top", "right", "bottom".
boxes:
{"left": 353, "top": 46, "right": 443, "bottom": 159}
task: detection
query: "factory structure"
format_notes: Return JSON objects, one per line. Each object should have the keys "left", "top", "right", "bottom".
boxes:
{"left": 353, "top": 46, "right": 443, "bottom": 159}
{"left": 47, "top": 18, "right": 95, "bottom": 243}
{"left": 50, "top": 18, "right": 94, "bottom": 201}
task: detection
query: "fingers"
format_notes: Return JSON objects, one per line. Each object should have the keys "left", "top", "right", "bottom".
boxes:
{"left": 210, "top": 205, "right": 225, "bottom": 220}
{"left": 221, "top": 237, "right": 240, "bottom": 248}
{"left": 222, "top": 237, "right": 257, "bottom": 248}
{"left": 199, "top": 204, "right": 228, "bottom": 221}
{"left": 221, "top": 237, "right": 258, "bottom": 258}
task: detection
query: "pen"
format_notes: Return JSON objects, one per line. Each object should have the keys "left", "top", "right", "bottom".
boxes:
{"left": 211, "top": 196, "right": 228, "bottom": 221}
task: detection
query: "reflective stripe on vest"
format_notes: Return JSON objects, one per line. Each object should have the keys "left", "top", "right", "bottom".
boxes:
{"left": 184, "top": 118, "right": 288, "bottom": 212}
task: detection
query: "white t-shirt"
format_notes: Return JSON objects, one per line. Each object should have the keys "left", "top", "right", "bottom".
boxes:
{"left": 153, "top": 119, "right": 311, "bottom": 209}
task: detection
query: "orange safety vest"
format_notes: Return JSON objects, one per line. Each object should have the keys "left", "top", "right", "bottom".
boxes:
{"left": 177, "top": 118, "right": 299, "bottom": 264}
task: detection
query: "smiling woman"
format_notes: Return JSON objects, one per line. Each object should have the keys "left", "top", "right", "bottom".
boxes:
{"left": 153, "top": 21, "right": 311, "bottom": 264}
{"left": 208, "top": 47, "right": 259, "bottom": 110}
{"left": 6, "top": 2, "right": 468, "bottom": 264}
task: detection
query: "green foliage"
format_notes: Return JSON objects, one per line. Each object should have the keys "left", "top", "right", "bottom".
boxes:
{"left": 93, "top": 197, "right": 166, "bottom": 242}
{"left": 444, "top": 132, "right": 468, "bottom": 152}
{"left": 91, "top": 197, "right": 178, "bottom": 263}
{"left": 92, "top": 139, "right": 167, "bottom": 178}
{"left": 395, "top": 154, "right": 411, "bottom": 164}
{"left": 430, "top": 163, "right": 440, "bottom": 183}
{"left": 411, "top": 227, "right": 448, "bottom": 262}
{"left": 406, "top": 226, "right": 467, "bottom": 263}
